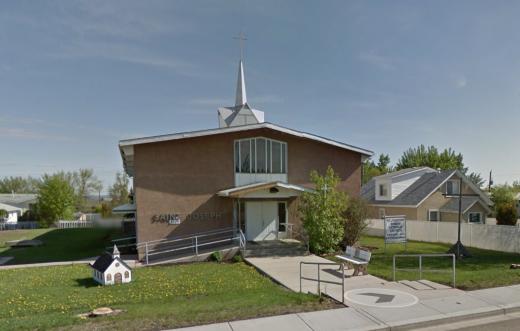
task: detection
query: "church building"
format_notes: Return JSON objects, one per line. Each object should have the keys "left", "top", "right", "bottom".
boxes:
{"left": 118, "top": 57, "right": 373, "bottom": 256}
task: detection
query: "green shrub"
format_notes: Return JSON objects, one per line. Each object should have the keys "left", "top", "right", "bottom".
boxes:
{"left": 343, "top": 197, "right": 369, "bottom": 246}
{"left": 299, "top": 166, "right": 347, "bottom": 254}
{"left": 496, "top": 202, "right": 518, "bottom": 226}
{"left": 209, "top": 251, "right": 223, "bottom": 263}
{"left": 232, "top": 254, "right": 243, "bottom": 263}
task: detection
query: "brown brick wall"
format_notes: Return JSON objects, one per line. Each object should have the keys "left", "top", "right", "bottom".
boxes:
{"left": 133, "top": 127, "right": 363, "bottom": 244}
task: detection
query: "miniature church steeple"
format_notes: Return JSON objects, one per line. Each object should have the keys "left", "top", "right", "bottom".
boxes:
{"left": 217, "top": 32, "right": 264, "bottom": 128}
{"left": 112, "top": 245, "right": 120, "bottom": 259}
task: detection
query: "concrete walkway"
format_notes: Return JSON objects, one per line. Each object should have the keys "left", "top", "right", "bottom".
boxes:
{"left": 173, "top": 254, "right": 520, "bottom": 331}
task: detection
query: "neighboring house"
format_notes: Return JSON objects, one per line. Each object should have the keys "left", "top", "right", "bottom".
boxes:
{"left": 0, "top": 194, "right": 37, "bottom": 213}
{"left": 118, "top": 57, "right": 373, "bottom": 258}
{"left": 90, "top": 245, "right": 132, "bottom": 285}
{"left": 361, "top": 167, "right": 492, "bottom": 223}
{"left": 0, "top": 202, "right": 22, "bottom": 223}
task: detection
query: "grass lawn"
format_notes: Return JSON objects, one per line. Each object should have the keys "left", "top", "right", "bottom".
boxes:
{"left": 340, "top": 236, "right": 520, "bottom": 290}
{"left": 0, "top": 228, "right": 120, "bottom": 265}
{"left": 0, "top": 262, "right": 335, "bottom": 331}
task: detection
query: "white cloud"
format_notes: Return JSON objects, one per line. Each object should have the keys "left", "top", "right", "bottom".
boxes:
{"left": 455, "top": 76, "right": 467, "bottom": 88}
{"left": 0, "top": 127, "right": 73, "bottom": 141}
{"left": 358, "top": 51, "right": 395, "bottom": 70}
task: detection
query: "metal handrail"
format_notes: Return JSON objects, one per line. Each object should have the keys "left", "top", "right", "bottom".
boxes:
{"left": 137, "top": 227, "right": 235, "bottom": 248}
{"left": 142, "top": 227, "right": 239, "bottom": 265}
{"left": 299, "top": 261, "right": 345, "bottom": 304}
{"left": 393, "top": 253, "right": 456, "bottom": 288}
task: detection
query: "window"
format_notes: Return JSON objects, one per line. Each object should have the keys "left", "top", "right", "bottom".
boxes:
{"left": 234, "top": 138, "right": 287, "bottom": 174}
{"left": 240, "top": 140, "right": 251, "bottom": 173}
{"left": 379, "top": 208, "right": 386, "bottom": 220}
{"left": 106, "top": 274, "right": 112, "bottom": 282}
{"left": 115, "top": 263, "right": 120, "bottom": 267}
{"left": 278, "top": 202, "right": 287, "bottom": 232}
{"left": 379, "top": 184, "right": 388, "bottom": 197}
{"left": 446, "top": 180, "right": 460, "bottom": 195}
{"left": 428, "top": 209, "right": 440, "bottom": 222}
{"left": 468, "top": 212, "right": 482, "bottom": 223}
{"left": 124, "top": 271, "right": 130, "bottom": 279}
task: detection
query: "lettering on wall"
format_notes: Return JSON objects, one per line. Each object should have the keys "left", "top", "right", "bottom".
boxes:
{"left": 151, "top": 212, "right": 223, "bottom": 225}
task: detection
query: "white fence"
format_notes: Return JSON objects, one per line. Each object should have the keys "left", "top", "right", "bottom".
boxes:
{"left": 56, "top": 220, "right": 94, "bottom": 229}
{"left": 366, "top": 219, "right": 520, "bottom": 254}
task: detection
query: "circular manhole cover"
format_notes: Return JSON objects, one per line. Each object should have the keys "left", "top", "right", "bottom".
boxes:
{"left": 345, "top": 288, "right": 418, "bottom": 308}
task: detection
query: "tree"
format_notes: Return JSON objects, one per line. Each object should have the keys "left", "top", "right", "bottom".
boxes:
{"left": 0, "top": 176, "right": 40, "bottom": 193}
{"left": 72, "top": 168, "right": 101, "bottom": 211}
{"left": 468, "top": 172, "right": 485, "bottom": 188}
{"left": 109, "top": 172, "right": 130, "bottom": 206}
{"left": 0, "top": 209, "right": 7, "bottom": 221}
{"left": 299, "top": 166, "right": 347, "bottom": 254}
{"left": 396, "top": 145, "right": 466, "bottom": 172}
{"left": 496, "top": 202, "right": 518, "bottom": 226}
{"left": 91, "top": 180, "right": 103, "bottom": 203}
{"left": 491, "top": 185, "right": 515, "bottom": 207}
{"left": 36, "top": 172, "right": 75, "bottom": 227}
{"left": 363, "top": 154, "right": 392, "bottom": 184}
{"left": 343, "top": 197, "right": 369, "bottom": 246}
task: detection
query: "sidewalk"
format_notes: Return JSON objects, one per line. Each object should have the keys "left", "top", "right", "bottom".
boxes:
{"left": 170, "top": 284, "right": 520, "bottom": 331}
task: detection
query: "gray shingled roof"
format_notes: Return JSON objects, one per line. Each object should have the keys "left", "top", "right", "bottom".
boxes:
{"left": 440, "top": 197, "right": 481, "bottom": 213}
{"left": 361, "top": 170, "right": 455, "bottom": 206}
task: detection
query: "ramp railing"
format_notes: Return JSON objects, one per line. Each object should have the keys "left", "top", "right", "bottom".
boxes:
{"left": 299, "top": 261, "right": 345, "bottom": 304}
{"left": 393, "top": 253, "right": 456, "bottom": 288}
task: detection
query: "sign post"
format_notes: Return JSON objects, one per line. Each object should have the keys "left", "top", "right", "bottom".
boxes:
{"left": 384, "top": 215, "right": 407, "bottom": 253}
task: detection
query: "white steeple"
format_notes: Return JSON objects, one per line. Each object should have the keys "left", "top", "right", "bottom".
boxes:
{"left": 235, "top": 60, "right": 247, "bottom": 106}
{"left": 112, "top": 244, "right": 120, "bottom": 259}
{"left": 217, "top": 32, "right": 264, "bottom": 128}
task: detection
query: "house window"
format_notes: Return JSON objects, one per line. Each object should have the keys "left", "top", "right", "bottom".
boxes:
{"left": 379, "top": 208, "right": 386, "bottom": 219}
{"left": 468, "top": 212, "right": 482, "bottom": 223}
{"left": 446, "top": 180, "right": 460, "bottom": 195}
{"left": 115, "top": 263, "right": 120, "bottom": 267}
{"left": 124, "top": 271, "right": 130, "bottom": 279}
{"left": 106, "top": 274, "right": 112, "bottom": 282}
{"left": 428, "top": 209, "right": 440, "bottom": 222}
{"left": 278, "top": 202, "right": 287, "bottom": 232}
{"left": 234, "top": 138, "right": 287, "bottom": 174}
{"left": 379, "top": 184, "right": 388, "bottom": 197}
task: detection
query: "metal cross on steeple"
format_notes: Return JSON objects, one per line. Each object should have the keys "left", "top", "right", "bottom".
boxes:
{"left": 233, "top": 31, "right": 247, "bottom": 60}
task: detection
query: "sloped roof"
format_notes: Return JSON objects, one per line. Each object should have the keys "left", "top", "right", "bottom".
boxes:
{"left": 119, "top": 122, "right": 373, "bottom": 176}
{"left": 361, "top": 170, "right": 455, "bottom": 206}
{"left": 217, "top": 181, "right": 313, "bottom": 198}
{"left": 90, "top": 254, "right": 131, "bottom": 273}
{"left": 0, "top": 202, "right": 22, "bottom": 212}
{"left": 0, "top": 194, "right": 37, "bottom": 207}
{"left": 440, "top": 197, "right": 489, "bottom": 213}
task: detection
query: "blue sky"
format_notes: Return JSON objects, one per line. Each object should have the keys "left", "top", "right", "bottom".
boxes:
{"left": 1, "top": 0, "right": 520, "bottom": 189}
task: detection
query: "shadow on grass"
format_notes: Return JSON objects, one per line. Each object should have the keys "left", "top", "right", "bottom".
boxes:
{"left": 75, "top": 277, "right": 99, "bottom": 288}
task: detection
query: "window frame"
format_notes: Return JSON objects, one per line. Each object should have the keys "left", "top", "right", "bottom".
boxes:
{"left": 468, "top": 212, "right": 482, "bottom": 224}
{"left": 277, "top": 201, "right": 288, "bottom": 233}
{"left": 234, "top": 137, "right": 287, "bottom": 174}
{"left": 446, "top": 179, "right": 460, "bottom": 196}
{"left": 428, "top": 209, "right": 440, "bottom": 222}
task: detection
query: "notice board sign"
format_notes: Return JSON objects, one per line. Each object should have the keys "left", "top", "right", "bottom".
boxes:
{"left": 384, "top": 216, "right": 407, "bottom": 250}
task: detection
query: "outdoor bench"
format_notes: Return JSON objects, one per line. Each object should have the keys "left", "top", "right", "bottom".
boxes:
{"left": 335, "top": 246, "right": 372, "bottom": 276}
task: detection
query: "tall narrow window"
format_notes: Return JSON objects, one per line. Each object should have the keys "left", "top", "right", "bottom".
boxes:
{"left": 281, "top": 143, "right": 287, "bottom": 173}
{"left": 251, "top": 139, "right": 256, "bottom": 173}
{"left": 234, "top": 141, "right": 240, "bottom": 172}
{"left": 272, "top": 141, "right": 281, "bottom": 173}
{"left": 446, "top": 180, "right": 460, "bottom": 195}
{"left": 240, "top": 140, "right": 250, "bottom": 173}
{"left": 256, "top": 138, "right": 266, "bottom": 173}
{"left": 278, "top": 202, "right": 287, "bottom": 232}
{"left": 266, "top": 140, "right": 271, "bottom": 173}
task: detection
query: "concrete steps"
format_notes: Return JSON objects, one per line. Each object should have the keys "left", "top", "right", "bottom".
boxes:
{"left": 243, "top": 240, "right": 308, "bottom": 257}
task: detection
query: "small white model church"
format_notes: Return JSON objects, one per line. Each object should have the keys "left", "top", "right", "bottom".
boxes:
{"left": 90, "top": 245, "right": 132, "bottom": 285}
